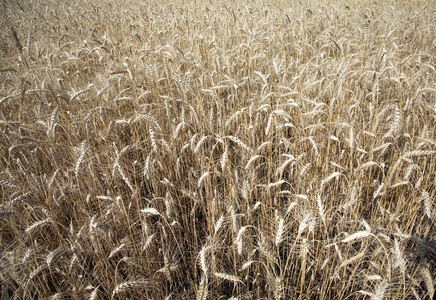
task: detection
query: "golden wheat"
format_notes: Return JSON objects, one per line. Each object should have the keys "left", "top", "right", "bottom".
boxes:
{"left": 0, "top": 0, "right": 435, "bottom": 298}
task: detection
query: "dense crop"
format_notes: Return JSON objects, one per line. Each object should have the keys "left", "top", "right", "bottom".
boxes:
{"left": 1, "top": 0, "right": 435, "bottom": 298}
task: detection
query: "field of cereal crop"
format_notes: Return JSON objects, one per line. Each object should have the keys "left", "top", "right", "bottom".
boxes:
{"left": 1, "top": 0, "right": 435, "bottom": 298}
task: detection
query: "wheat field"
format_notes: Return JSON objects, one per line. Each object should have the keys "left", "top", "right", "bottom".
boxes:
{"left": 0, "top": 0, "right": 435, "bottom": 299}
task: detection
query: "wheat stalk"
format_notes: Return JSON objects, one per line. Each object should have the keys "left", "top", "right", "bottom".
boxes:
{"left": 341, "top": 231, "right": 371, "bottom": 244}
{"left": 214, "top": 272, "right": 242, "bottom": 284}
{"left": 420, "top": 190, "right": 432, "bottom": 218}
{"left": 275, "top": 218, "right": 285, "bottom": 248}
{"left": 112, "top": 280, "right": 149, "bottom": 297}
